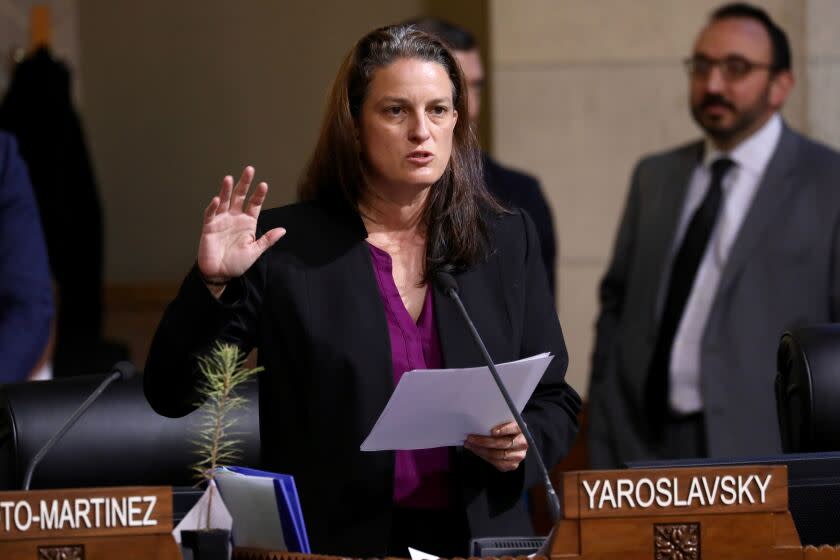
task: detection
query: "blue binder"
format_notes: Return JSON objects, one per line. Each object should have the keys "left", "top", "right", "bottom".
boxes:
{"left": 220, "top": 466, "right": 310, "bottom": 553}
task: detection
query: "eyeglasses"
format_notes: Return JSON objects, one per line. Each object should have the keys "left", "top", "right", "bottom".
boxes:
{"left": 684, "top": 55, "right": 775, "bottom": 81}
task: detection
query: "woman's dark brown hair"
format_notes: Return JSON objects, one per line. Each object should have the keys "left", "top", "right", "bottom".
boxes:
{"left": 298, "top": 24, "right": 502, "bottom": 279}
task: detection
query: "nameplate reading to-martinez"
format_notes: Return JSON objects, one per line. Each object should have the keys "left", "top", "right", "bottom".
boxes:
{"left": 0, "top": 486, "right": 172, "bottom": 539}
{"left": 562, "top": 465, "right": 787, "bottom": 519}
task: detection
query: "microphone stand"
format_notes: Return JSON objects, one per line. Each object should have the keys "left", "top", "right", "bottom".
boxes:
{"left": 22, "top": 363, "right": 135, "bottom": 491}
{"left": 439, "top": 275, "right": 562, "bottom": 523}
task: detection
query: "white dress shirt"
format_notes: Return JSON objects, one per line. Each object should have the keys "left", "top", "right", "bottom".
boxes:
{"left": 666, "top": 113, "right": 783, "bottom": 414}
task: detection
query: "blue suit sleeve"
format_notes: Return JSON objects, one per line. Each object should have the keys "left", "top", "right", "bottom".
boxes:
{"left": 0, "top": 133, "right": 53, "bottom": 381}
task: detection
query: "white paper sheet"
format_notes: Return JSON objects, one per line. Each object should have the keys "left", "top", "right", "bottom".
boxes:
{"left": 408, "top": 547, "right": 440, "bottom": 560}
{"left": 360, "top": 353, "right": 553, "bottom": 451}
{"left": 172, "top": 480, "right": 233, "bottom": 544}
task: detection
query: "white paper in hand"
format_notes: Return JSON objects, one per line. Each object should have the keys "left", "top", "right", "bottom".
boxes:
{"left": 361, "top": 353, "right": 553, "bottom": 451}
{"left": 172, "top": 480, "right": 233, "bottom": 544}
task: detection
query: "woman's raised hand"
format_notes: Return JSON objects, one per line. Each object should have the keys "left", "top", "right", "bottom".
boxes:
{"left": 197, "top": 166, "right": 286, "bottom": 285}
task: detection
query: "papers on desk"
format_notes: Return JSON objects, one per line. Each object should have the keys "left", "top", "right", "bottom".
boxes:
{"left": 214, "top": 466, "right": 310, "bottom": 553}
{"left": 409, "top": 547, "right": 440, "bottom": 560}
{"left": 361, "top": 353, "right": 553, "bottom": 451}
{"left": 171, "top": 480, "right": 232, "bottom": 544}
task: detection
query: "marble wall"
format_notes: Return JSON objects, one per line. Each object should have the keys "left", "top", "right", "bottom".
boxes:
{"left": 805, "top": 0, "right": 840, "bottom": 148}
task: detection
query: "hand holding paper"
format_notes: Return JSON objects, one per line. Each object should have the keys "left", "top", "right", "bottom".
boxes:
{"left": 361, "top": 353, "right": 553, "bottom": 451}
{"left": 464, "top": 420, "right": 528, "bottom": 471}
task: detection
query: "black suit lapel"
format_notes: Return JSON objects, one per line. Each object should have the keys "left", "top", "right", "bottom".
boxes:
{"left": 715, "top": 125, "right": 801, "bottom": 298}
{"left": 304, "top": 202, "right": 396, "bottom": 424}
{"left": 644, "top": 142, "right": 705, "bottom": 334}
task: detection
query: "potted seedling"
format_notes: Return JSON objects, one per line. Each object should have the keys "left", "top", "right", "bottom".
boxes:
{"left": 180, "top": 342, "right": 261, "bottom": 560}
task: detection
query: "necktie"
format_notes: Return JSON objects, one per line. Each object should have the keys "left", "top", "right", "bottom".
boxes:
{"left": 646, "top": 157, "right": 735, "bottom": 431}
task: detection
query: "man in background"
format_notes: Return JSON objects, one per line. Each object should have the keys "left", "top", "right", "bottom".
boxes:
{"left": 588, "top": 3, "right": 840, "bottom": 468}
{"left": 0, "top": 131, "right": 53, "bottom": 381}
{"left": 1, "top": 47, "right": 128, "bottom": 377}
{"left": 409, "top": 17, "right": 558, "bottom": 295}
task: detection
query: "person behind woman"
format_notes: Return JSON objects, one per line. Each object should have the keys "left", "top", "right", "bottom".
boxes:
{"left": 144, "top": 25, "right": 580, "bottom": 557}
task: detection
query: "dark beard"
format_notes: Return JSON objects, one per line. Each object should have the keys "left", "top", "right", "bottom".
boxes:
{"left": 691, "top": 90, "right": 771, "bottom": 145}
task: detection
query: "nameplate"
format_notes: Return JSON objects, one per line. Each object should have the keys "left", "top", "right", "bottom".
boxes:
{"left": 562, "top": 465, "right": 787, "bottom": 519}
{"left": 0, "top": 486, "right": 172, "bottom": 540}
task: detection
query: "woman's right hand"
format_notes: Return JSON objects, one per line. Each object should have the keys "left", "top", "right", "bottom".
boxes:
{"left": 197, "top": 166, "right": 286, "bottom": 287}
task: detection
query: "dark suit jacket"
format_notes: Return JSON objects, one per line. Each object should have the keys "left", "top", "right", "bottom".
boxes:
{"left": 0, "top": 132, "right": 53, "bottom": 381}
{"left": 483, "top": 154, "right": 557, "bottom": 296}
{"left": 588, "top": 124, "right": 840, "bottom": 468}
{"left": 144, "top": 200, "right": 580, "bottom": 555}
{"left": 0, "top": 47, "right": 107, "bottom": 377}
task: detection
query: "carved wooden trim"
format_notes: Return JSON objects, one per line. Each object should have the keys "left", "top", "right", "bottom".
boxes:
{"left": 654, "top": 523, "right": 700, "bottom": 560}
{"left": 232, "top": 552, "right": 545, "bottom": 560}
{"left": 803, "top": 544, "right": 840, "bottom": 558}
{"left": 37, "top": 545, "right": 84, "bottom": 560}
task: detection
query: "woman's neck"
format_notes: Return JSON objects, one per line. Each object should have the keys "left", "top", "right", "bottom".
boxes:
{"left": 359, "top": 182, "right": 429, "bottom": 237}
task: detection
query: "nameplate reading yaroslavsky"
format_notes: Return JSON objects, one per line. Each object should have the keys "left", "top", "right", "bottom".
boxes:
{"left": 563, "top": 465, "right": 787, "bottom": 519}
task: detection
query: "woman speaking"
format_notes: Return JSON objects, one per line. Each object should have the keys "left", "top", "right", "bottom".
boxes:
{"left": 144, "top": 24, "right": 580, "bottom": 557}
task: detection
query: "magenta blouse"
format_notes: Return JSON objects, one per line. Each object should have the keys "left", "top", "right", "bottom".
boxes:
{"left": 367, "top": 242, "right": 453, "bottom": 509}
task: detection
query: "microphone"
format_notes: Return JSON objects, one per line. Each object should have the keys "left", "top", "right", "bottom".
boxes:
{"left": 22, "top": 361, "right": 137, "bottom": 491}
{"left": 434, "top": 270, "right": 562, "bottom": 523}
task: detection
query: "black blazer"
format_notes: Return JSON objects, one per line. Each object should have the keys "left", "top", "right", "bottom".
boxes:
{"left": 483, "top": 153, "right": 557, "bottom": 295}
{"left": 144, "top": 200, "right": 580, "bottom": 556}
